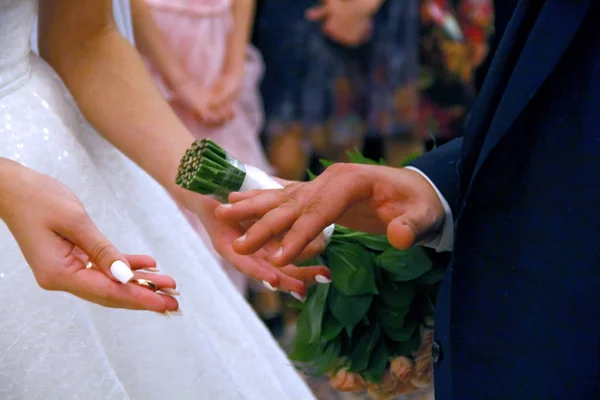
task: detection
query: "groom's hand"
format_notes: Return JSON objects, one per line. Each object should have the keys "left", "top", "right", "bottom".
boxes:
{"left": 215, "top": 163, "right": 446, "bottom": 267}
{"left": 195, "top": 196, "right": 330, "bottom": 298}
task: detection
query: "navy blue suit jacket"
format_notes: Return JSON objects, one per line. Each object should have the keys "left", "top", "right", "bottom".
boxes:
{"left": 411, "top": 1, "right": 600, "bottom": 398}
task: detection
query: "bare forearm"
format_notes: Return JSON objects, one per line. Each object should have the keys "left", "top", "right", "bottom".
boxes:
{"left": 0, "top": 158, "right": 21, "bottom": 221}
{"left": 131, "top": 0, "right": 190, "bottom": 89}
{"left": 38, "top": 12, "right": 212, "bottom": 217}
{"left": 224, "top": 0, "right": 255, "bottom": 74}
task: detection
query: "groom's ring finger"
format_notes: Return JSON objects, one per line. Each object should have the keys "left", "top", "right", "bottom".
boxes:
{"left": 219, "top": 193, "right": 283, "bottom": 220}
{"left": 232, "top": 204, "right": 302, "bottom": 255}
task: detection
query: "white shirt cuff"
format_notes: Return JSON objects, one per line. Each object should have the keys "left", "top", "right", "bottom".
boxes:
{"left": 404, "top": 166, "right": 454, "bottom": 252}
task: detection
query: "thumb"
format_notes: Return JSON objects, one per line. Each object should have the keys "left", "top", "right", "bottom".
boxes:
{"left": 387, "top": 205, "right": 442, "bottom": 250}
{"left": 57, "top": 215, "right": 133, "bottom": 284}
{"left": 387, "top": 217, "right": 417, "bottom": 250}
{"left": 305, "top": 5, "right": 330, "bottom": 21}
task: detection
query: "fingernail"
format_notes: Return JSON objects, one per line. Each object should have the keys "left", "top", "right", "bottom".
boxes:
{"left": 315, "top": 275, "right": 332, "bottom": 284}
{"left": 235, "top": 234, "right": 247, "bottom": 243}
{"left": 291, "top": 292, "right": 306, "bottom": 302}
{"left": 85, "top": 261, "right": 94, "bottom": 269}
{"left": 273, "top": 247, "right": 283, "bottom": 258}
{"left": 160, "top": 288, "right": 181, "bottom": 296}
{"left": 262, "top": 281, "right": 277, "bottom": 291}
{"left": 170, "top": 308, "right": 184, "bottom": 316}
{"left": 219, "top": 203, "right": 233, "bottom": 209}
{"left": 144, "top": 267, "right": 161, "bottom": 273}
{"left": 110, "top": 260, "right": 134, "bottom": 284}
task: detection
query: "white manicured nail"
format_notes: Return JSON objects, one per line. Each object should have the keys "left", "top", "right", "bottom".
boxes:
{"left": 220, "top": 203, "right": 233, "bottom": 208}
{"left": 170, "top": 308, "right": 184, "bottom": 316}
{"left": 110, "top": 260, "right": 134, "bottom": 284}
{"left": 291, "top": 292, "right": 306, "bottom": 302}
{"left": 315, "top": 275, "right": 332, "bottom": 284}
{"left": 262, "top": 281, "right": 277, "bottom": 291}
{"left": 144, "top": 267, "right": 161, "bottom": 273}
{"left": 235, "top": 234, "right": 247, "bottom": 242}
{"left": 273, "top": 247, "right": 283, "bottom": 258}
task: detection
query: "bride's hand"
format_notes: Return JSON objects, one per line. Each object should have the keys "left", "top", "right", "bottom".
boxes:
{"left": 197, "top": 197, "right": 330, "bottom": 299}
{"left": 0, "top": 159, "right": 179, "bottom": 312}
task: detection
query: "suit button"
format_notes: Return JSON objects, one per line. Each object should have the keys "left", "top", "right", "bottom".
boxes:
{"left": 432, "top": 341, "right": 443, "bottom": 363}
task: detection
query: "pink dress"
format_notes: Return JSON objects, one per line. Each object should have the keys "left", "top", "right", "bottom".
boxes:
{"left": 146, "top": 0, "right": 273, "bottom": 293}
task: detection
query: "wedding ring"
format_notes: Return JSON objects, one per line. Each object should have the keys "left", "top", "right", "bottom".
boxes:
{"left": 131, "top": 278, "right": 158, "bottom": 292}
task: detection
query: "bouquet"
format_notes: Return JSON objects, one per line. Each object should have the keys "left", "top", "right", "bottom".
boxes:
{"left": 176, "top": 139, "right": 448, "bottom": 400}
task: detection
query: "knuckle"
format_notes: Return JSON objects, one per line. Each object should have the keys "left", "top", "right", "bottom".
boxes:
{"left": 90, "top": 240, "right": 114, "bottom": 264}
{"left": 280, "top": 196, "right": 298, "bottom": 208}
{"left": 304, "top": 200, "right": 323, "bottom": 214}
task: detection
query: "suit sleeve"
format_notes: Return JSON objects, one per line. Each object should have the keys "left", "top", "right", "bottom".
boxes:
{"left": 408, "top": 137, "right": 463, "bottom": 220}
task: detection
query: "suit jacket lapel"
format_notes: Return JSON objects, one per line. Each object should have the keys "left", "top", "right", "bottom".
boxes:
{"left": 467, "top": 0, "right": 592, "bottom": 189}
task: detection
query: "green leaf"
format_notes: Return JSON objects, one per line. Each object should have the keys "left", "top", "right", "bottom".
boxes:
{"left": 381, "top": 319, "right": 418, "bottom": 342}
{"left": 319, "top": 158, "right": 335, "bottom": 168}
{"left": 376, "top": 304, "right": 411, "bottom": 330}
{"left": 377, "top": 247, "right": 433, "bottom": 281}
{"left": 306, "top": 169, "right": 318, "bottom": 181}
{"left": 290, "top": 306, "right": 321, "bottom": 362}
{"left": 331, "top": 227, "right": 390, "bottom": 252}
{"left": 348, "top": 323, "right": 381, "bottom": 372}
{"left": 416, "top": 266, "right": 446, "bottom": 285}
{"left": 400, "top": 326, "right": 422, "bottom": 357}
{"left": 313, "top": 338, "right": 343, "bottom": 375}
{"left": 306, "top": 283, "right": 330, "bottom": 343}
{"left": 328, "top": 286, "right": 373, "bottom": 335}
{"left": 362, "top": 342, "right": 388, "bottom": 383}
{"left": 346, "top": 149, "right": 379, "bottom": 165}
{"left": 327, "top": 243, "right": 378, "bottom": 295}
{"left": 321, "top": 314, "right": 344, "bottom": 342}
{"left": 379, "top": 279, "right": 417, "bottom": 308}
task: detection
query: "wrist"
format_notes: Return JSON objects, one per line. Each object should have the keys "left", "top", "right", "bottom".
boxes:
{"left": 0, "top": 158, "right": 25, "bottom": 221}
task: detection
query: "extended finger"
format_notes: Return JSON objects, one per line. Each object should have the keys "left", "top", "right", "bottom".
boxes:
{"left": 231, "top": 201, "right": 303, "bottom": 256}
{"left": 125, "top": 254, "right": 158, "bottom": 271}
{"left": 279, "top": 265, "right": 331, "bottom": 286}
{"left": 221, "top": 247, "right": 280, "bottom": 289}
{"left": 70, "top": 268, "right": 179, "bottom": 312}
{"left": 132, "top": 271, "right": 177, "bottom": 293}
{"left": 227, "top": 188, "right": 283, "bottom": 203}
{"left": 216, "top": 191, "right": 285, "bottom": 222}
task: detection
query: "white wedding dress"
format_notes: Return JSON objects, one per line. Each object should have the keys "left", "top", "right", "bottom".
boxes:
{"left": 0, "top": 1, "right": 315, "bottom": 399}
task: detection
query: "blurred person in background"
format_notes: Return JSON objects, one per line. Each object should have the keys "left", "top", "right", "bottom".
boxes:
{"left": 419, "top": 0, "right": 494, "bottom": 151}
{"left": 254, "top": 0, "right": 421, "bottom": 180}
